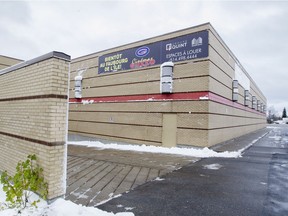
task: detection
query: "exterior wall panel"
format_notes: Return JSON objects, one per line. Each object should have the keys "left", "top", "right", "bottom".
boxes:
{"left": 177, "top": 129, "right": 208, "bottom": 147}
{"left": 69, "top": 121, "right": 162, "bottom": 144}
{"left": 68, "top": 23, "right": 267, "bottom": 148}
{"left": 0, "top": 55, "right": 22, "bottom": 70}
{"left": 69, "top": 112, "right": 163, "bottom": 126}
{"left": 208, "top": 124, "right": 265, "bottom": 146}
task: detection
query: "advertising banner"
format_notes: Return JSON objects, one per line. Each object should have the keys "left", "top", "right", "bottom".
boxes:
{"left": 98, "top": 30, "right": 208, "bottom": 74}
{"left": 98, "top": 43, "right": 161, "bottom": 73}
{"left": 162, "top": 30, "right": 208, "bottom": 62}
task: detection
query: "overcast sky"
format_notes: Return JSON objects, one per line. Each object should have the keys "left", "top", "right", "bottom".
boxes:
{"left": 1, "top": 0, "right": 287, "bottom": 114}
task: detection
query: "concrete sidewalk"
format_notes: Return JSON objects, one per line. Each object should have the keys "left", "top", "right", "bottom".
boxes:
{"left": 65, "top": 144, "right": 197, "bottom": 206}
{"left": 98, "top": 125, "right": 288, "bottom": 215}
{"left": 211, "top": 127, "right": 270, "bottom": 152}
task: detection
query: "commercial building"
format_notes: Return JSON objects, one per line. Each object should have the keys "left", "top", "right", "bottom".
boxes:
{"left": 0, "top": 55, "right": 22, "bottom": 70}
{"left": 68, "top": 23, "right": 266, "bottom": 148}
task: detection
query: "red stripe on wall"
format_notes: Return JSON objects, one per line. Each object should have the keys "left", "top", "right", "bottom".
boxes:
{"left": 69, "top": 92, "right": 209, "bottom": 103}
{"left": 207, "top": 92, "right": 265, "bottom": 116}
{"left": 69, "top": 91, "right": 266, "bottom": 116}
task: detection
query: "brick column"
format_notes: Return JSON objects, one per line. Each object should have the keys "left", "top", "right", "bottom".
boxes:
{"left": 0, "top": 52, "right": 70, "bottom": 200}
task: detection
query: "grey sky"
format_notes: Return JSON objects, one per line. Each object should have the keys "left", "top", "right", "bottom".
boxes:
{"left": 1, "top": 0, "right": 287, "bottom": 114}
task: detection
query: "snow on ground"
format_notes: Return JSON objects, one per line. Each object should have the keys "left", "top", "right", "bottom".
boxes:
{"left": 0, "top": 132, "right": 268, "bottom": 215}
{"left": 268, "top": 135, "right": 282, "bottom": 141}
{"left": 267, "top": 126, "right": 280, "bottom": 129}
{"left": 203, "top": 163, "right": 223, "bottom": 170}
{"left": 68, "top": 141, "right": 242, "bottom": 158}
{"left": 153, "top": 177, "right": 165, "bottom": 181}
{"left": 0, "top": 184, "right": 134, "bottom": 216}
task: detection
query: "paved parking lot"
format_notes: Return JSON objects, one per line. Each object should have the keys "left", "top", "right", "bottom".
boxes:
{"left": 98, "top": 126, "right": 288, "bottom": 215}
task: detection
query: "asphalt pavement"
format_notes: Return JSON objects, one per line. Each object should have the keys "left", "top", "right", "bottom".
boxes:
{"left": 98, "top": 125, "right": 288, "bottom": 216}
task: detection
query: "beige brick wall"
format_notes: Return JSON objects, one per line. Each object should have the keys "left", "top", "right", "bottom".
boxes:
{"left": 0, "top": 136, "right": 66, "bottom": 198}
{"left": 0, "top": 52, "right": 70, "bottom": 200}
{"left": 68, "top": 23, "right": 266, "bottom": 148}
{"left": 0, "top": 55, "right": 22, "bottom": 70}
{"left": 205, "top": 26, "right": 266, "bottom": 146}
{"left": 208, "top": 124, "right": 265, "bottom": 146}
{"left": 69, "top": 61, "right": 210, "bottom": 99}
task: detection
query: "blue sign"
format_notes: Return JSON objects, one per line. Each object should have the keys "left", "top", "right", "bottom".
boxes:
{"left": 162, "top": 31, "right": 209, "bottom": 62}
{"left": 98, "top": 43, "right": 161, "bottom": 73}
{"left": 98, "top": 30, "right": 208, "bottom": 74}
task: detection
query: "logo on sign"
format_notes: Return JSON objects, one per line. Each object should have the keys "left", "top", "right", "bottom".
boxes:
{"left": 135, "top": 46, "right": 150, "bottom": 57}
{"left": 191, "top": 37, "right": 203, "bottom": 47}
{"left": 166, "top": 40, "right": 187, "bottom": 51}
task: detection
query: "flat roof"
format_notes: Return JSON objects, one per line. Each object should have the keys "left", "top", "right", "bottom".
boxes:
{"left": 0, "top": 51, "right": 71, "bottom": 76}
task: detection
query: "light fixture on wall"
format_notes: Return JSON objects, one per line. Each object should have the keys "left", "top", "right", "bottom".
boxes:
{"left": 160, "top": 62, "right": 174, "bottom": 94}
{"left": 252, "top": 96, "right": 257, "bottom": 109}
{"left": 244, "top": 90, "right": 250, "bottom": 107}
{"left": 74, "top": 67, "right": 88, "bottom": 99}
{"left": 74, "top": 75, "right": 82, "bottom": 99}
{"left": 257, "top": 100, "right": 261, "bottom": 111}
{"left": 260, "top": 103, "right": 264, "bottom": 113}
{"left": 263, "top": 105, "right": 266, "bottom": 113}
{"left": 232, "top": 80, "right": 238, "bottom": 102}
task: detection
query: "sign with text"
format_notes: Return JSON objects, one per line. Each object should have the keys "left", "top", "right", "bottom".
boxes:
{"left": 98, "top": 43, "right": 161, "bottom": 73}
{"left": 98, "top": 30, "right": 208, "bottom": 74}
{"left": 162, "top": 31, "right": 208, "bottom": 62}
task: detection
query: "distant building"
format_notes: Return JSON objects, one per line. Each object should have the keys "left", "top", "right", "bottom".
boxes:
{"left": 68, "top": 23, "right": 267, "bottom": 148}
{"left": 0, "top": 55, "right": 22, "bottom": 70}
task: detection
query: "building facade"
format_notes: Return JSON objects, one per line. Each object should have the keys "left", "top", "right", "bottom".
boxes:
{"left": 68, "top": 23, "right": 266, "bottom": 148}
{"left": 0, "top": 55, "right": 22, "bottom": 70}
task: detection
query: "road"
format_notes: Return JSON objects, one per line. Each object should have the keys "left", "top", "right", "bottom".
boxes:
{"left": 98, "top": 125, "right": 288, "bottom": 216}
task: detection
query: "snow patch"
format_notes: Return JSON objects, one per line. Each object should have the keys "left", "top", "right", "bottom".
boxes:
{"left": 199, "top": 96, "right": 209, "bottom": 100}
{"left": 266, "top": 126, "right": 279, "bottom": 129}
{"left": 0, "top": 183, "right": 133, "bottom": 216}
{"left": 82, "top": 100, "right": 94, "bottom": 105}
{"left": 45, "top": 199, "right": 134, "bottom": 216}
{"left": 68, "top": 141, "right": 242, "bottom": 158}
{"left": 74, "top": 75, "right": 83, "bottom": 81}
{"left": 203, "top": 163, "right": 223, "bottom": 170}
{"left": 94, "top": 194, "right": 122, "bottom": 207}
{"left": 124, "top": 207, "right": 135, "bottom": 211}
{"left": 268, "top": 136, "right": 281, "bottom": 141}
{"left": 260, "top": 182, "right": 267, "bottom": 185}
{"left": 153, "top": 177, "right": 165, "bottom": 181}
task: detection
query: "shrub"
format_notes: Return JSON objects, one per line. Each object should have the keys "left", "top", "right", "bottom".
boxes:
{"left": 0, "top": 154, "right": 48, "bottom": 211}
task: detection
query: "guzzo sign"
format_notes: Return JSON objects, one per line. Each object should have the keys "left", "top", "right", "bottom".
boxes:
{"left": 98, "top": 31, "right": 208, "bottom": 74}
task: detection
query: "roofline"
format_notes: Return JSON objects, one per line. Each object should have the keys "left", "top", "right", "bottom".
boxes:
{"left": 72, "top": 22, "right": 211, "bottom": 62}
{"left": 0, "top": 55, "right": 23, "bottom": 62}
{"left": 208, "top": 24, "right": 266, "bottom": 99}
{"left": 0, "top": 51, "right": 71, "bottom": 76}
